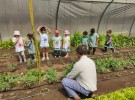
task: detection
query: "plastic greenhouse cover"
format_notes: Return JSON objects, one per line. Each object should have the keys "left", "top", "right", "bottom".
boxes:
{"left": 0, "top": 0, "right": 135, "bottom": 40}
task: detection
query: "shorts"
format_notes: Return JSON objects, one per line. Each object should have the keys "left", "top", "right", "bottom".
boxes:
{"left": 41, "top": 47, "right": 49, "bottom": 52}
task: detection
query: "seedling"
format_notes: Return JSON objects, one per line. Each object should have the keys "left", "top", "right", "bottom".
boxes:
{"left": 46, "top": 68, "right": 58, "bottom": 84}
{"left": 7, "top": 63, "right": 17, "bottom": 72}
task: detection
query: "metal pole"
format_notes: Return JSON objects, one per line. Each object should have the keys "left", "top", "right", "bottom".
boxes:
{"left": 97, "top": 0, "right": 114, "bottom": 33}
{"left": 56, "top": 0, "right": 62, "bottom": 29}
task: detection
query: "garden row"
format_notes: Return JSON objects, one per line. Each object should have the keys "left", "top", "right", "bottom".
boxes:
{"left": 1, "top": 54, "right": 135, "bottom": 92}
{"left": 85, "top": 87, "right": 135, "bottom": 100}
{"left": 0, "top": 33, "right": 135, "bottom": 49}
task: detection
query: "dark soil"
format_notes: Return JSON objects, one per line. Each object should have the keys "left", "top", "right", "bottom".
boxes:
{"left": 0, "top": 47, "right": 135, "bottom": 100}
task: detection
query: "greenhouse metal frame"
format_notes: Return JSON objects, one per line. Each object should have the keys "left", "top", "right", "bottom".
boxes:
{"left": 0, "top": 0, "right": 135, "bottom": 40}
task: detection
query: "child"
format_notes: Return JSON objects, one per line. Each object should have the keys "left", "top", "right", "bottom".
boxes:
{"left": 104, "top": 30, "right": 114, "bottom": 52}
{"left": 63, "top": 30, "right": 70, "bottom": 58}
{"left": 81, "top": 31, "right": 89, "bottom": 50}
{"left": 88, "top": 28, "right": 99, "bottom": 55}
{"left": 25, "top": 33, "right": 36, "bottom": 61}
{"left": 12, "top": 30, "right": 26, "bottom": 63}
{"left": 37, "top": 26, "right": 51, "bottom": 60}
{"left": 52, "top": 30, "right": 62, "bottom": 58}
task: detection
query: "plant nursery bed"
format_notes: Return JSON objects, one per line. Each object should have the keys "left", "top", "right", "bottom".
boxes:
{"left": 0, "top": 67, "right": 135, "bottom": 100}
{"left": 0, "top": 48, "right": 135, "bottom": 100}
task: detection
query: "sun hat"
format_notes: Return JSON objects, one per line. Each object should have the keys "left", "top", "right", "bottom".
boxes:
{"left": 64, "top": 30, "right": 70, "bottom": 34}
{"left": 55, "top": 30, "right": 59, "bottom": 34}
{"left": 14, "top": 30, "right": 20, "bottom": 36}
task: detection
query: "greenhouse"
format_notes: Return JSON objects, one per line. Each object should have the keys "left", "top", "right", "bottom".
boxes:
{"left": 0, "top": 0, "right": 135, "bottom": 100}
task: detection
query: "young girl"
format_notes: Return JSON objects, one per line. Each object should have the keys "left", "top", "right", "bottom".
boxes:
{"left": 104, "top": 30, "right": 115, "bottom": 52}
{"left": 81, "top": 31, "right": 89, "bottom": 49}
{"left": 37, "top": 26, "right": 51, "bottom": 60}
{"left": 53, "top": 30, "right": 62, "bottom": 58}
{"left": 12, "top": 30, "right": 26, "bottom": 63}
{"left": 63, "top": 30, "right": 70, "bottom": 58}
{"left": 25, "top": 33, "right": 36, "bottom": 61}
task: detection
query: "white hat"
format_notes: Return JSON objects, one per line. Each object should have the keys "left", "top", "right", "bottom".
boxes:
{"left": 64, "top": 30, "right": 70, "bottom": 34}
{"left": 14, "top": 30, "right": 20, "bottom": 36}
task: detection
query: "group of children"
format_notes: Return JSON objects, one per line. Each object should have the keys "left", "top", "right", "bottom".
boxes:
{"left": 12, "top": 26, "right": 114, "bottom": 63}
{"left": 12, "top": 26, "right": 70, "bottom": 63}
{"left": 81, "top": 28, "right": 114, "bottom": 55}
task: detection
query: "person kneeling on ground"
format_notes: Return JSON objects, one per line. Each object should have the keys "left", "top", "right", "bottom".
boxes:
{"left": 61, "top": 45, "right": 97, "bottom": 100}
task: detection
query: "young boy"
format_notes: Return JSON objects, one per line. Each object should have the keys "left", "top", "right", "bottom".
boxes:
{"left": 52, "top": 30, "right": 62, "bottom": 58}
{"left": 12, "top": 30, "right": 26, "bottom": 63}
{"left": 104, "top": 30, "right": 115, "bottom": 52}
{"left": 81, "top": 31, "right": 89, "bottom": 50}
{"left": 88, "top": 28, "right": 99, "bottom": 55}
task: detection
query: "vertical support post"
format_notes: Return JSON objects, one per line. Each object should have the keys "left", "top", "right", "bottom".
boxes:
{"left": 97, "top": 0, "right": 114, "bottom": 33}
{"left": 129, "top": 17, "right": 135, "bottom": 37}
{"left": 56, "top": 0, "right": 62, "bottom": 29}
{"left": 28, "top": 0, "right": 41, "bottom": 83}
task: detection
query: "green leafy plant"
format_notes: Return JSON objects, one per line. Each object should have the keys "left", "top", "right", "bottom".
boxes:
{"left": 46, "top": 68, "right": 58, "bottom": 84}
{"left": 85, "top": 87, "right": 135, "bottom": 100}
{"left": 63, "top": 63, "right": 74, "bottom": 76}
{"left": 7, "top": 63, "right": 17, "bottom": 72}
{"left": 22, "top": 69, "right": 42, "bottom": 86}
{"left": 1, "top": 53, "right": 13, "bottom": 59}
{"left": 26, "top": 59, "right": 36, "bottom": 69}
{"left": 0, "top": 74, "right": 19, "bottom": 91}
{"left": 70, "top": 31, "right": 82, "bottom": 47}
{"left": 95, "top": 58, "right": 130, "bottom": 73}
{"left": 0, "top": 39, "right": 14, "bottom": 49}
{"left": 49, "top": 39, "right": 53, "bottom": 48}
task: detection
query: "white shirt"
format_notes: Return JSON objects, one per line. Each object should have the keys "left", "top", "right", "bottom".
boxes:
{"left": 66, "top": 55, "right": 97, "bottom": 91}
{"left": 12, "top": 37, "right": 25, "bottom": 52}
{"left": 40, "top": 33, "right": 49, "bottom": 47}
{"left": 53, "top": 36, "right": 62, "bottom": 49}
{"left": 63, "top": 36, "right": 70, "bottom": 49}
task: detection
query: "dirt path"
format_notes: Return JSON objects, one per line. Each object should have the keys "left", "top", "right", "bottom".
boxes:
{"left": 1, "top": 67, "right": 135, "bottom": 100}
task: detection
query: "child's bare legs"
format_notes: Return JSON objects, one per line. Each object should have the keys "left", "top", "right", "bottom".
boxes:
{"left": 46, "top": 52, "right": 49, "bottom": 60}
{"left": 64, "top": 52, "right": 69, "bottom": 58}
{"left": 18, "top": 52, "right": 22, "bottom": 63}
{"left": 42, "top": 52, "right": 45, "bottom": 61}
{"left": 21, "top": 51, "right": 26, "bottom": 62}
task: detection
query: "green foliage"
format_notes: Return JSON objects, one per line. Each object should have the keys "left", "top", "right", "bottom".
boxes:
{"left": 99, "top": 34, "right": 135, "bottom": 48}
{"left": 85, "top": 87, "right": 135, "bottom": 100}
{"left": 1, "top": 53, "right": 13, "bottom": 59}
{"left": 0, "top": 74, "right": 19, "bottom": 91}
{"left": 0, "top": 82, "right": 11, "bottom": 91}
{"left": 0, "top": 39, "right": 14, "bottom": 49}
{"left": 26, "top": 59, "right": 36, "bottom": 68}
{"left": 63, "top": 63, "right": 74, "bottom": 76}
{"left": 46, "top": 68, "right": 58, "bottom": 84}
{"left": 95, "top": 58, "right": 130, "bottom": 73}
{"left": 7, "top": 63, "right": 17, "bottom": 71}
{"left": 49, "top": 39, "right": 53, "bottom": 48}
{"left": 22, "top": 69, "right": 41, "bottom": 86}
{"left": 70, "top": 31, "right": 82, "bottom": 47}
{"left": 127, "top": 55, "right": 135, "bottom": 65}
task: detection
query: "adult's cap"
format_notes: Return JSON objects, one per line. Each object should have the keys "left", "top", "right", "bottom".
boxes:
{"left": 14, "top": 31, "right": 20, "bottom": 36}
{"left": 64, "top": 30, "right": 70, "bottom": 34}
